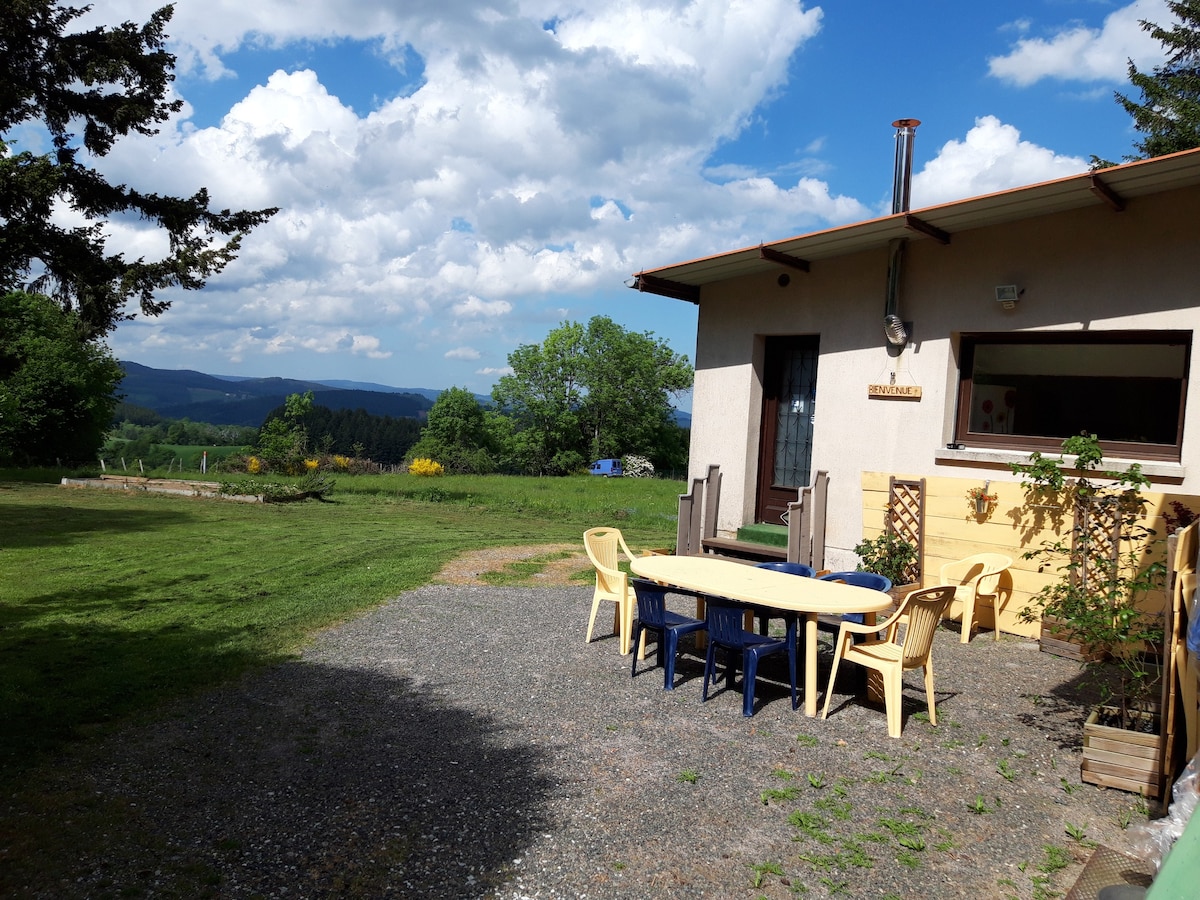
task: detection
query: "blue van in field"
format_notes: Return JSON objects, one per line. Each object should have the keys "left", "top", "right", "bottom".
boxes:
{"left": 589, "top": 458, "right": 623, "bottom": 477}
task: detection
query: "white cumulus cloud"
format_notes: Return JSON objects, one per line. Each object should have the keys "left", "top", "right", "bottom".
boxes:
{"left": 912, "top": 117, "right": 1089, "bottom": 208}
{"left": 988, "top": 0, "right": 1169, "bottom": 87}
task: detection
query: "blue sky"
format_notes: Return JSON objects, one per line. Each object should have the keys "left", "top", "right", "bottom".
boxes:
{"left": 63, "top": 1, "right": 1174, "bottom": 407}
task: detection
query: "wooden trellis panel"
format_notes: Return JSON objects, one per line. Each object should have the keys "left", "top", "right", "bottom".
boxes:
{"left": 1072, "top": 497, "right": 1122, "bottom": 591}
{"left": 887, "top": 476, "right": 925, "bottom": 585}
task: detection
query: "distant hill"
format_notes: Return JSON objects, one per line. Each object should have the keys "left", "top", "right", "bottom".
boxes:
{"left": 117, "top": 361, "right": 435, "bottom": 427}
{"left": 117, "top": 361, "right": 691, "bottom": 428}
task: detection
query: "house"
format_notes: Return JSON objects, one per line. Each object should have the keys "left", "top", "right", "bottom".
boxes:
{"left": 631, "top": 141, "right": 1200, "bottom": 638}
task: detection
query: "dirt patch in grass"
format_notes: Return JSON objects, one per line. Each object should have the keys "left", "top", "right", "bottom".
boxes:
{"left": 432, "top": 543, "right": 591, "bottom": 586}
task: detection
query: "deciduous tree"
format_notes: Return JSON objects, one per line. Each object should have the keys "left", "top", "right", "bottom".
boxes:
{"left": 492, "top": 316, "right": 693, "bottom": 475}
{"left": 0, "top": 290, "right": 122, "bottom": 464}
{"left": 408, "top": 387, "right": 497, "bottom": 474}
{"left": 0, "top": 1, "right": 277, "bottom": 337}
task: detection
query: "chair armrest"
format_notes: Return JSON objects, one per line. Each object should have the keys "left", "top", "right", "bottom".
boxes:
{"left": 835, "top": 617, "right": 889, "bottom": 637}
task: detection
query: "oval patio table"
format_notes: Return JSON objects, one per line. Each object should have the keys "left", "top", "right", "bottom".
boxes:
{"left": 630, "top": 554, "right": 894, "bottom": 717}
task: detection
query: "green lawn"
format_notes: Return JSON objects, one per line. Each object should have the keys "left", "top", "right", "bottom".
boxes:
{"left": 0, "top": 473, "right": 681, "bottom": 784}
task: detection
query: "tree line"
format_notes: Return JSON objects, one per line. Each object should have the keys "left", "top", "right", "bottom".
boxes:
{"left": 247, "top": 316, "right": 692, "bottom": 476}
{"left": 405, "top": 317, "right": 692, "bottom": 476}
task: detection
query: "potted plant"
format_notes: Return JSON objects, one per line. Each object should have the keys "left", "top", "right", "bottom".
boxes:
{"left": 1011, "top": 434, "right": 1167, "bottom": 797}
{"left": 966, "top": 482, "right": 998, "bottom": 517}
{"left": 853, "top": 530, "right": 920, "bottom": 598}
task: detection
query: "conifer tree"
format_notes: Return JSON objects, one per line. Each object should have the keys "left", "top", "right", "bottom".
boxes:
{"left": 0, "top": 2, "right": 277, "bottom": 338}
{"left": 1116, "top": 0, "right": 1200, "bottom": 159}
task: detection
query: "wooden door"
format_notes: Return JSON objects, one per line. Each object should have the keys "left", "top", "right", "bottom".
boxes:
{"left": 756, "top": 336, "right": 819, "bottom": 524}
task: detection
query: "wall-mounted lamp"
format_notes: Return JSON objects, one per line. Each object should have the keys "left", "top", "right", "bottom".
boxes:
{"left": 883, "top": 314, "right": 909, "bottom": 347}
{"left": 995, "top": 284, "right": 1022, "bottom": 310}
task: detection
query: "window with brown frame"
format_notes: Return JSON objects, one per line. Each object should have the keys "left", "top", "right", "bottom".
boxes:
{"left": 954, "top": 331, "right": 1190, "bottom": 461}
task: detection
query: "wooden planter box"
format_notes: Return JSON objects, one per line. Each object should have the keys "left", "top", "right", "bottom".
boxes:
{"left": 1040, "top": 616, "right": 1104, "bottom": 661}
{"left": 1081, "top": 706, "right": 1164, "bottom": 798}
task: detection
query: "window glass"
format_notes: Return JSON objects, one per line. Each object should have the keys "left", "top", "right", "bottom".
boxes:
{"left": 957, "top": 333, "right": 1189, "bottom": 459}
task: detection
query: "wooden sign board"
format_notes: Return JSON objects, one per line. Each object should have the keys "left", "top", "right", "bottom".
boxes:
{"left": 868, "top": 384, "right": 922, "bottom": 400}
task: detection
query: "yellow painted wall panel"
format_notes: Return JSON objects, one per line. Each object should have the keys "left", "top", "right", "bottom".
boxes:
{"left": 859, "top": 471, "right": 1193, "bottom": 640}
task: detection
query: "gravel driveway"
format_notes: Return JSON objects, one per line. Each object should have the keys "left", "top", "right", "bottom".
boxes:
{"left": 1, "top": 583, "right": 1163, "bottom": 899}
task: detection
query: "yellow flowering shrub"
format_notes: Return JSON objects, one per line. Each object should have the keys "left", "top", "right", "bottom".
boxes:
{"left": 304, "top": 458, "right": 320, "bottom": 472}
{"left": 408, "top": 457, "right": 445, "bottom": 477}
{"left": 247, "top": 456, "right": 262, "bottom": 474}
{"left": 333, "top": 455, "right": 351, "bottom": 470}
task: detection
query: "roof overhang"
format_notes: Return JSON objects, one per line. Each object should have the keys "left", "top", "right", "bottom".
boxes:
{"left": 629, "top": 147, "right": 1200, "bottom": 303}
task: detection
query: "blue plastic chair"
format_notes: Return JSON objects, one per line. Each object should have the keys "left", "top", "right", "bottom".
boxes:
{"left": 630, "top": 579, "right": 707, "bottom": 690}
{"left": 818, "top": 570, "right": 893, "bottom": 640}
{"left": 701, "top": 595, "right": 797, "bottom": 716}
{"left": 756, "top": 562, "right": 816, "bottom": 578}
{"left": 751, "top": 562, "right": 814, "bottom": 636}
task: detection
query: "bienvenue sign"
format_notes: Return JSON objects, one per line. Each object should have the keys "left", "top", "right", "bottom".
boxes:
{"left": 867, "top": 384, "right": 922, "bottom": 400}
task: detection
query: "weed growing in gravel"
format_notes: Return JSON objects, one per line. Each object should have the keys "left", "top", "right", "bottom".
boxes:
{"left": 789, "top": 811, "right": 834, "bottom": 843}
{"left": 997, "top": 758, "right": 1017, "bottom": 781}
{"left": 748, "top": 860, "right": 784, "bottom": 888}
{"left": 762, "top": 785, "right": 802, "bottom": 805}
{"left": 838, "top": 841, "right": 873, "bottom": 868}
{"left": 856, "top": 830, "right": 889, "bottom": 844}
{"left": 818, "top": 877, "right": 849, "bottom": 894}
{"left": 1038, "top": 844, "right": 1072, "bottom": 874}
{"left": 813, "top": 797, "right": 853, "bottom": 821}
{"left": 677, "top": 768, "right": 700, "bottom": 784}
{"left": 878, "top": 817, "right": 921, "bottom": 838}
{"left": 806, "top": 772, "right": 825, "bottom": 788}
{"left": 795, "top": 732, "right": 819, "bottom": 747}
{"left": 968, "top": 795, "right": 992, "bottom": 814}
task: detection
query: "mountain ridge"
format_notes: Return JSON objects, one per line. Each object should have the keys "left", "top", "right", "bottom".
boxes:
{"left": 117, "top": 361, "right": 439, "bottom": 427}
{"left": 117, "top": 361, "right": 691, "bottom": 429}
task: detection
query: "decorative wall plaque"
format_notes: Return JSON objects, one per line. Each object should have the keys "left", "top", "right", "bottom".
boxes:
{"left": 867, "top": 384, "right": 922, "bottom": 399}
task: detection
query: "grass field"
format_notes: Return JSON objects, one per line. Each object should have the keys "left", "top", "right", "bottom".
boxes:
{"left": 0, "top": 472, "right": 682, "bottom": 786}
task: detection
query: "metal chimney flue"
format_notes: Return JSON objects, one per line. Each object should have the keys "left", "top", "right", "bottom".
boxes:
{"left": 884, "top": 118, "right": 919, "bottom": 348}
{"left": 891, "top": 118, "right": 920, "bottom": 214}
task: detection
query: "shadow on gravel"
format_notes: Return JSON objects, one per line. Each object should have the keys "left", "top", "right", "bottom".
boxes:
{"left": 1, "top": 661, "right": 554, "bottom": 899}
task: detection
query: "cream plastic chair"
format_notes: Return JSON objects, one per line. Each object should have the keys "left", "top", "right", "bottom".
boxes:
{"left": 939, "top": 553, "right": 1012, "bottom": 643}
{"left": 583, "top": 527, "right": 638, "bottom": 655}
{"left": 821, "top": 585, "right": 957, "bottom": 738}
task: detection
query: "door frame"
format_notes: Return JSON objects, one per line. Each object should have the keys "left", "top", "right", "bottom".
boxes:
{"left": 755, "top": 335, "right": 819, "bottom": 524}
